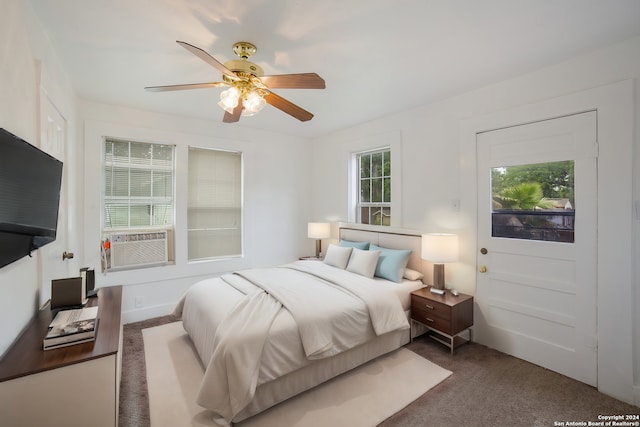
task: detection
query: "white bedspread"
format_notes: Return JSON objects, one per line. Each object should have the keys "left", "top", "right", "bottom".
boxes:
{"left": 175, "top": 261, "right": 410, "bottom": 424}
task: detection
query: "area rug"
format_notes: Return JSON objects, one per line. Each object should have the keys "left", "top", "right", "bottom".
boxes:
{"left": 142, "top": 321, "right": 452, "bottom": 427}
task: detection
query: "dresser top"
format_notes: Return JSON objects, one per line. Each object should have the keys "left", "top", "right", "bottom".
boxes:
{"left": 0, "top": 286, "right": 122, "bottom": 382}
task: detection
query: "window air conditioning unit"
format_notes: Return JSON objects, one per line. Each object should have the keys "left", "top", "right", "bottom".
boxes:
{"left": 109, "top": 230, "right": 168, "bottom": 270}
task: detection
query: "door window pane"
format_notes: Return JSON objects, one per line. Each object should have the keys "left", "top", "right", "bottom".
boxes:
{"left": 491, "top": 160, "right": 575, "bottom": 242}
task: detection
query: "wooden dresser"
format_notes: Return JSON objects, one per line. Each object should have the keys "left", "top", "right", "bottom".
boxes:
{"left": 0, "top": 286, "right": 123, "bottom": 427}
{"left": 410, "top": 286, "right": 473, "bottom": 354}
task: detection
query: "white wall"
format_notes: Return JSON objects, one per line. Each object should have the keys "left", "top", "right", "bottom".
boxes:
{"left": 310, "top": 36, "right": 640, "bottom": 405}
{"left": 0, "top": 1, "right": 78, "bottom": 356}
{"left": 78, "top": 100, "right": 313, "bottom": 322}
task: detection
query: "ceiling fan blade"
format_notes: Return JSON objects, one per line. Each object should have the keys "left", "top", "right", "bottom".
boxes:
{"left": 223, "top": 100, "right": 243, "bottom": 123}
{"left": 260, "top": 73, "right": 325, "bottom": 89}
{"left": 176, "top": 41, "right": 238, "bottom": 80}
{"left": 145, "top": 82, "right": 228, "bottom": 92}
{"left": 264, "top": 92, "right": 314, "bottom": 122}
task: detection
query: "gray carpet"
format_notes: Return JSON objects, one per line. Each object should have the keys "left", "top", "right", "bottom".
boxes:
{"left": 119, "top": 316, "right": 639, "bottom": 427}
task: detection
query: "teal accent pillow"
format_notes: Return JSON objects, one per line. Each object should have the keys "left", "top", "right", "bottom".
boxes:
{"left": 339, "top": 239, "right": 370, "bottom": 250}
{"left": 370, "top": 244, "right": 411, "bottom": 283}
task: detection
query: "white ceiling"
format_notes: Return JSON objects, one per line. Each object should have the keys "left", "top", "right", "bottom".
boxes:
{"left": 27, "top": 0, "right": 640, "bottom": 139}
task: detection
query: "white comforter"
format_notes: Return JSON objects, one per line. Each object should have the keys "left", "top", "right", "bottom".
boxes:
{"left": 175, "top": 261, "right": 409, "bottom": 424}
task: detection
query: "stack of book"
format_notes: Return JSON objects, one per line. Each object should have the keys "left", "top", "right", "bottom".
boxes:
{"left": 43, "top": 306, "right": 99, "bottom": 350}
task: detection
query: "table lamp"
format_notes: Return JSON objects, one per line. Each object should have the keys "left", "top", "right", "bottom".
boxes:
{"left": 421, "top": 233, "right": 459, "bottom": 293}
{"left": 308, "top": 222, "right": 331, "bottom": 258}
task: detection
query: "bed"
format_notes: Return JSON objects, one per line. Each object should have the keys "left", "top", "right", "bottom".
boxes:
{"left": 175, "top": 225, "right": 426, "bottom": 425}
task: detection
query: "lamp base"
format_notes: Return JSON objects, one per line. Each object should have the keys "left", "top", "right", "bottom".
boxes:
{"left": 315, "top": 240, "right": 322, "bottom": 258}
{"left": 433, "top": 263, "right": 445, "bottom": 290}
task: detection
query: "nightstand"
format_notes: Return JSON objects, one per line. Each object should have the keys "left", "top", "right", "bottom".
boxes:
{"left": 410, "top": 287, "right": 473, "bottom": 355}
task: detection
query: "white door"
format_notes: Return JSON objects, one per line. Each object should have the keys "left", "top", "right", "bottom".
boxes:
{"left": 37, "top": 95, "right": 74, "bottom": 307}
{"left": 475, "top": 111, "right": 598, "bottom": 386}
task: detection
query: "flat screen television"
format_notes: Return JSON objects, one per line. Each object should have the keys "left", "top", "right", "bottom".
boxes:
{"left": 0, "top": 128, "right": 63, "bottom": 268}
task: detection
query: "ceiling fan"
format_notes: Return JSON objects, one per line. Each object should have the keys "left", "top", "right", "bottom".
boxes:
{"left": 145, "top": 41, "right": 325, "bottom": 123}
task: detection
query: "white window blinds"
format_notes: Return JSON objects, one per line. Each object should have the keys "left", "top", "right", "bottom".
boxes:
{"left": 188, "top": 147, "right": 242, "bottom": 261}
{"left": 103, "top": 138, "right": 175, "bottom": 230}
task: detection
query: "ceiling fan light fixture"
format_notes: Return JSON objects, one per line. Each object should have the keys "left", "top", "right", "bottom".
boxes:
{"left": 147, "top": 41, "right": 325, "bottom": 123}
{"left": 241, "top": 90, "right": 266, "bottom": 116}
{"left": 218, "top": 87, "right": 240, "bottom": 113}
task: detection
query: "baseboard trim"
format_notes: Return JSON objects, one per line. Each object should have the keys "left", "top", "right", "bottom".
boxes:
{"left": 122, "top": 303, "right": 176, "bottom": 324}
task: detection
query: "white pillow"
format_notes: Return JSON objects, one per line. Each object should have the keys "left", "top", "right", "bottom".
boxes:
{"left": 346, "top": 247, "right": 381, "bottom": 278}
{"left": 403, "top": 268, "right": 424, "bottom": 281}
{"left": 323, "top": 244, "right": 353, "bottom": 269}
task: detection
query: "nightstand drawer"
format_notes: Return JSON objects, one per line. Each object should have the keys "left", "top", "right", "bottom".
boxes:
{"left": 411, "top": 309, "right": 452, "bottom": 334}
{"left": 411, "top": 295, "right": 451, "bottom": 321}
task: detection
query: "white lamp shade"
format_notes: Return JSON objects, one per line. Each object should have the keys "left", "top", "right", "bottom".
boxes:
{"left": 308, "top": 222, "right": 331, "bottom": 239}
{"left": 421, "top": 233, "right": 458, "bottom": 263}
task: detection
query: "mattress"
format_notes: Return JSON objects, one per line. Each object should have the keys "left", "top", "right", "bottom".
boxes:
{"left": 177, "top": 259, "right": 423, "bottom": 423}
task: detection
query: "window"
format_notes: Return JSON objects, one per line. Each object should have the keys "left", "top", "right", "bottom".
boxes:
{"left": 103, "top": 138, "right": 175, "bottom": 230}
{"left": 357, "top": 148, "right": 391, "bottom": 226}
{"left": 188, "top": 147, "right": 242, "bottom": 261}
{"left": 491, "top": 160, "right": 575, "bottom": 242}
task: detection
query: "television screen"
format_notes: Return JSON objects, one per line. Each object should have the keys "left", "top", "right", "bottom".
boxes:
{"left": 0, "top": 128, "right": 63, "bottom": 268}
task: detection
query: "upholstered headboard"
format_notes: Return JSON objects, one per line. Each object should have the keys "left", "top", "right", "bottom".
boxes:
{"left": 338, "top": 223, "right": 425, "bottom": 277}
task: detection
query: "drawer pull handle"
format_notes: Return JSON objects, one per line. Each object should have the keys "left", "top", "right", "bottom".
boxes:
{"left": 426, "top": 318, "right": 435, "bottom": 323}
{"left": 425, "top": 304, "right": 434, "bottom": 310}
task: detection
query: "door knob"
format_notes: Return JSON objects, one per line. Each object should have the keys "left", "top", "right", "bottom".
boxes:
{"left": 480, "top": 248, "right": 488, "bottom": 255}
{"left": 479, "top": 265, "right": 487, "bottom": 273}
{"left": 62, "top": 251, "right": 74, "bottom": 260}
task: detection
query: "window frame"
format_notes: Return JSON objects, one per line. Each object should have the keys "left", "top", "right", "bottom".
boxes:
{"left": 187, "top": 146, "right": 244, "bottom": 262}
{"left": 348, "top": 131, "right": 402, "bottom": 227}
{"left": 102, "top": 137, "right": 176, "bottom": 232}
{"left": 356, "top": 147, "right": 392, "bottom": 226}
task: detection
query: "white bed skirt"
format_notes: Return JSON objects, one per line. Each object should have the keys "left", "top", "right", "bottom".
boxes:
{"left": 235, "top": 327, "right": 409, "bottom": 422}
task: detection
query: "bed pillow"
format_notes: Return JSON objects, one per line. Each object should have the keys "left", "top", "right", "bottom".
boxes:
{"left": 339, "top": 239, "right": 370, "bottom": 250}
{"left": 370, "top": 244, "right": 412, "bottom": 283}
{"left": 403, "top": 268, "right": 424, "bottom": 281}
{"left": 346, "top": 247, "right": 380, "bottom": 278}
{"left": 323, "top": 244, "right": 353, "bottom": 269}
